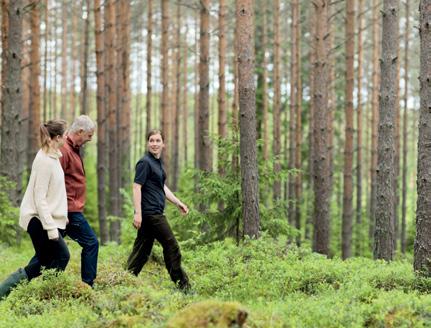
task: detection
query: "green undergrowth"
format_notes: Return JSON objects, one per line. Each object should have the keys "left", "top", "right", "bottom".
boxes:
{"left": 1, "top": 237, "right": 431, "bottom": 327}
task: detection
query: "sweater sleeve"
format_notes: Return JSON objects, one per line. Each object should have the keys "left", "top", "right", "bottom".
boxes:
{"left": 32, "top": 158, "right": 58, "bottom": 237}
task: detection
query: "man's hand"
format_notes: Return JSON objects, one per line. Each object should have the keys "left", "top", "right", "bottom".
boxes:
{"left": 133, "top": 213, "right": 142, "bottom": 229}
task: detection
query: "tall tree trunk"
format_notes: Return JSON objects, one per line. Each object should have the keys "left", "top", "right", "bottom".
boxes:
{"left": 1, "top": 0, "right": 23, "bottom": 206}
{"left": 218, "top": 0, "right": 227, "bottom": 173}
{"left": 369, "top": 0, "right": 381, "bottom": 245}
{"left": 355, "top": 0, "right": 364, "bottom": 256}
{"left": 94, "top": 0, "right": 108, "bottom": 245}
{"left": 80, "top": 0, "right": 90, "bottom": 115}
{"left": 145, "top": 0, "right": 153, "bottom": 135}
{"left": 401, "top": 0, "right": 409, "bottom": 254}
{"left": 293, "top": 0, "right": 302, "bottom": 246}
{"left": 414, "top": 0, "right": 431, "bottom": 276}
{"left": 161, "top": 0, "right": 170, "bottom": 178}
{"left": 69, "top": 2, "right": 78, "bottom": 118}
{"left": 51, "top": 5, "right": 58, "bottom": 118}
{"left": 1, "top": 0, "right": 9, "bottom": 130}
{"left": 60, "top": 2, "right": 68, "bottom": 120}
{"left": 342, "top": 0, "right": 355, "bottom": 260}
{"left": 43, "top": 0, "right": 48, "bottom": 121}
{"left": 236, "top": 0, "right": 260, "bottom": 239}
{"left": 312, "top": 0, "right": 331, "bottom": 255}
{"left": 105, "top": 0, "right": 120, "bottom": 242}
{"left": 172, "top": 2, "right": 181, "bottom": 191}
{"left": 262, "top": 2, "right": 269, "bottom": 162}
{"left": 288, "top": 0, "right": 298, "bottom": 228}
{"left": 272, "top": 0, "right": 281, "bottom": 201}
{"left": 182, "top": 24, "right": 188, "bottom": 166}
{"left": 28, "top": 1, "right": 41, "bottom": 166}
{"left": 374, "top": 0, "right": 399, "bottom": 261}
{"left": 198, "top": 0, "right": 211, "bottom": 173}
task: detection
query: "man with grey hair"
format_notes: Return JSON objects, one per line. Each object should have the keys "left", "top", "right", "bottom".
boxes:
{"left": 60, "top": 115, "right": 98, "bottom": 287}
{"left": 29, "top": 115, "right": 99, "bottom": 287}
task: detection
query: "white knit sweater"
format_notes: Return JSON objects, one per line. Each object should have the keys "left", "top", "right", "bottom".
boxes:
{"left": 19, "top": 149, "right": 68, "bottom": 240}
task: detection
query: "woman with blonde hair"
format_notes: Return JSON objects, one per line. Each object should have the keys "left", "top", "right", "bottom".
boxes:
{"left": 0, "top": 119, "right": 70, "bottom": 299}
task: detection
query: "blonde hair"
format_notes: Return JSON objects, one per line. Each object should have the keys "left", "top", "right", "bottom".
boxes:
{"left": 40, "top": 119, "right": 67, "bottom": 152}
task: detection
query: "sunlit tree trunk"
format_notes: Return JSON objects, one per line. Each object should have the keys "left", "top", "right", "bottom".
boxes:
{"left": 80, "top": 0, "right": 90, "bottom": 115}
{"left": 145, "top": 0, "right": 152, "bottom": 135}
{"left": 273, "top": 0, "right": 281, "bottom": 201}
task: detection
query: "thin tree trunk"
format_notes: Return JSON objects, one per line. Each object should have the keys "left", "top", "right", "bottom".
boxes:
{"left": 145, "top": 0, "right": 152, "bottom": 135}
{"left": 218, "top": 0, "right": 227, "bottom": 173}
{"left": 94, "top": 0, "right": 108, "bottom": 244}
{"left": 1, "top": 0, "right": 9, "bottom": 130}
{"left": 28, "top": 1, "right": 41, "bottom": 166}
{"left": 80, "top": 0, "right": 90, "bottom": 115}
{"left": 60, "top": 2, "right": 68, "bottom": 120}
{"left": 312, "top": 0, "right": 331, "bottom": 255}
{"left": 262, "top": 1, "right": 269, "bottom": 162}
{"left": 374, "top": 0, "right": 399, "bottom": 261}
{"left": 69, "top": 2, "right": 78, "bottom": 118}
{"left": 369, "top": 0, "right": 381, "bottom": 245}
{"left": 182, "top": 24, "right": 188, "bottom": 166}
{"left": 161, "top": 0, "right": 170, "bottom": 178}
{"left": 1, "top": 0, "right": 23, "bottom": 206}
{"left": 342, "top": 0, "right": 355, "bottom": 260}
{"left": 172, "top": 2, "right": 181, "bottom": 191}
{"left": 236, "top": 0, "right": 260, "bottom": 239}
{"left": 43, "top": 0, "right": 48, "bottom": 121}
{"left": 272, "top": 0, "right": 281, "bottom": 201}
{"left": 401, "top": 0, "right": 409, "bottom": 254}
{"left": 198, "top": 0, "right": 211, "bottom": 173}
{"left": 414, "top": 0, "right": 431, "bottom": 275}
{"left": 355, "top": 0, "right": 364, "bottom": 256}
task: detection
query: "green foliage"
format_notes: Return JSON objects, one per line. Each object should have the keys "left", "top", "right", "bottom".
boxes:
{"left": 0, "top": 177, "right": 19, "bottom": 245}
{"left": 1, "top": 238, "right": 431, "bottom": 327}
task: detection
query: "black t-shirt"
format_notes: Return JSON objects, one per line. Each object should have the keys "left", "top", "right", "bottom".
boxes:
{"left": 134, "top": 152, "right": 166, "bottom": 214}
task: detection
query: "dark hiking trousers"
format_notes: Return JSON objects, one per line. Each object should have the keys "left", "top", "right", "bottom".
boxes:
{"left": 127, "top": 214, "right": 189, "bottom": 286}
{"left": 25, "top": 217, "right": 70, "bottom": 280}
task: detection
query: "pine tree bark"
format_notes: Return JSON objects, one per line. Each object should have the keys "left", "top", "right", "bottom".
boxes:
{"left": 312, "top": 0, "right": 331, "bottom": 255}
{"left": 145, "top": 0, "right": 153, "bottom": 135}
{"left": 69, "top": 3, "right": 78, "bottom": 118}
{"left": 172, "top": 2, "right": 181, "bottom": 191}
{"left": 28, "top": 1, "right": 41, "bottom": 166}
{"left": 42, "top": 0, "right": 48, "bottom": 121}
{"left": 369, "top": 0, "right": 381, "bottom": 245}
{"left": 374, "top": 0, "right": 399, "bottom": 261}
{"left": 261, "top": 2, "right": 269, "bottom": 162}
{"left": 342, "top": 0, "right": 355, "bottom": 260}
{"left": 272, "top": 0, "right": 281, "bottom": 201}
{"left": 94, "top": 0, "right": 108, "bottom": 244}
{"left": 236, "top": 0, "right": 260, "bottom": 238}
{"left": 414, "top": 0, "right": 431, "bottom": 275}
{"left": 161, "top": 0, "right": 170, "bottom": 178}
{"left": 80, "top": 0, "right": 90, "bottom": 115}
{"left": 401, "top": 0, "right": 409, "bottom": 254}
{"left": 182, "top": 24, "right": 188, "bottom": 166}
{"left": 355, "top": 0, "right": 364, "bottom": 256}
{"left": 198, "top": 0, "right": 211, "bottom": 173}
{"left": 60, "top": 2, "right": 68, "bottom": 120}
{"left": 218, "top": 0, "right": 227, "bottom": 173}
{"left": 1, "top": 0, "right": 9, "bottom": 129}
{"left": 1, "top": 0, "right": 23, "bottom": 206}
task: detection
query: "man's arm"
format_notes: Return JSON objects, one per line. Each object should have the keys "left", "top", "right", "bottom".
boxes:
{"left": 133, "top": 183, "right": 142, "bottom": 229}
{"left": 164, "top": 185, "right": 189, "bottom": 214}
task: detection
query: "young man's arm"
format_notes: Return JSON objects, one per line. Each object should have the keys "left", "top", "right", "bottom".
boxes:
{"left": 133, "top": 183, "right": 142, "bottom": 229}
{"left": 164, "top": 185, "right": 189, "bottom": 214}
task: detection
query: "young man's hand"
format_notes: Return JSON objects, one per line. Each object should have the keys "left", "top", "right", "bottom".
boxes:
{"left": 133, "top": 213, "right": 142, "bottom": 229}
{"left": 177, "top": 202, "right": 189, "bottom": 215}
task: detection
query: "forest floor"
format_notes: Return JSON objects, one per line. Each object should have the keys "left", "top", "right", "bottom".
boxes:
{"left": 1, "top": 236, "right": 431, "bottom": 328}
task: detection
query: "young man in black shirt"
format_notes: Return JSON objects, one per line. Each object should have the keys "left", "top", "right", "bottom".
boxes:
{"left": 127, "top": 129, "right": 190, "bottom": 291}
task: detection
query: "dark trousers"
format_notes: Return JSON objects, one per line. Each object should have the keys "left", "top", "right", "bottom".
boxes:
{"left": 29, "top": 212, "right": 99, "bottom": 286}
{"left": 25, "top": 217, "right": 70, "bottom": 280}
{"left": 127, "top": 214, "right": 189, "bottom": 285}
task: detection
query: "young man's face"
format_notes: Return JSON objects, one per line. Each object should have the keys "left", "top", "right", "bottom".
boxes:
{"left": 147, "top": 133, "right": 164, "bottom": 158}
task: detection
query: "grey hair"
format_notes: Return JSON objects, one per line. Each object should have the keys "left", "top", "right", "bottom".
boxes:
{"left": 69, "top": 115, "right": 96, "bottom": 133}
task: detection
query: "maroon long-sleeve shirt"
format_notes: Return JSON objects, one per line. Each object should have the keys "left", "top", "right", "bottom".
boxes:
{"left": 59, "top": 136, "right": 86, "bottom": 212}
